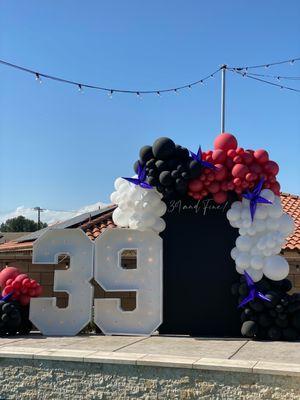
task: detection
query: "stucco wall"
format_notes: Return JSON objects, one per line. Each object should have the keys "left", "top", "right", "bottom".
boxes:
{"left": 0, "top": 358, "right": 300, "bottom": 400}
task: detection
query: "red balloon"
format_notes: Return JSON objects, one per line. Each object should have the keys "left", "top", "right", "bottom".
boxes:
{"left": 236, "top": 147, "right": 244, "bottom": 155}
{"left": 212, "top": 149, "right": 226, "bottom": 163}
{"left": 271, "top": 181, "right": 281, "bottom": 195}
{"left": 28, "top": 288, "right": 36, "bottom": 297}
{"left": 19, "top": 294, "right": 31, "bottom": 306}
{"left": 264, "top": 160, "right": 279, "bottom": 175}
{"left": 233, "top": 178, "right": 242, "bottom": 186}
{"left": 233, "top": 155, "right": 243, "bottom": 164}
{"left": 228, "top": 181, "right": 235, "bottom": 190}
{"left": 12, "top": 280, "right": 21, "bottom": 290}
{"left": 226, "top": 158, "right": 234, "bottom": 169}
{"left": 35, "top": 285, "right": 43, "bottom": 297}
{"left": 254, "top": 149, "right": 269, "bottom": 164}
{"left": 243, "top": 151, "right": 254, "bottom": 165}
{"left": 213, "top": 191, "right": 227, "bottom": 204}
{"left": 249, "top": 163, "right": 262, "bottom": 174}
{"left": 245, "top": 172, "right": 255, "bottom": 182}
{"left": 30, "top": 279, "right": 38, "bottom": 288}
{"left": 5, "top": 278, "right": 13, "bottom": 286}
{"left": 221, "top": 181, "right": 229, "bottom": 191}
{"left": 201, "top": 189, "right": 208, "bottom": 196}
{"left": 0, "top": 267, "right": 20, "bottom": 288}
{"left": 188, "top": 180, "right": 203, "bottom": 192}
{"left": 227, "top": 149, "right": 236, "bottom": 158}
{"left": 232, "top": 164, "right": 249, "bottom": 178}
{"left": 14, "top": 273, "right": 28, "bottom": 283}
{"left": 2, "top": 285, "right": 13, "bottom": 297}
{"left": 200, "top": 174, "right": 206, "bottom": 181}
{"left": 207, "top": 172, "right": 215, "bottom": 181}
{"left": 214, "top": 133, "right": 238, "bottom": 151}
{"left": 214, "top": 164, "right": 227, "bottom": 181}
{"left": 20, "top": 286, "right": 28, "bottom": 294}
{"left": 208, "top": 182, "right": 220, "bottom": 194}
{"left": 23, "top": 278, "right": 31, "bottom": 288}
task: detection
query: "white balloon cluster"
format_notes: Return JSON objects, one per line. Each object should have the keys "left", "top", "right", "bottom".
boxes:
{"left": 227, "top": 189, "right": 295, "bottom": 282}
{"left": 110, "top": 177, "right": 167, "bottom": 233}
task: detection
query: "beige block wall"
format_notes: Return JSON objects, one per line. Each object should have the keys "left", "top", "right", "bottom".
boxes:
{"left": 1, "top": 249, "right": 299, "bottom": 312}
{"left": 0, "top": 257, "right": 136, "bottom": 311}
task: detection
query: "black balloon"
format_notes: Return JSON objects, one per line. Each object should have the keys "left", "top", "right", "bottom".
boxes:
{"left": 134, "top": 137, "right": 199, "bottom": 199}
{"left": 159, "top": 171, "right": 173, "bottom": 186}
{"left": 268, "top": 326, "right": 281, "bottom": 340}
{"left": 233, "top": 276, "right": 300, "bottom": 341}
{"left": 241, "top": 321, "right": 258, "bottom": 338}
{"left": 152, "top": 137, "right": 176, "bottom": 160}
{"left": 0, "top": 300, "right": 32, "bottom": 336}
{"left": 139, "top": 145, "right": 154, "bottom": 163}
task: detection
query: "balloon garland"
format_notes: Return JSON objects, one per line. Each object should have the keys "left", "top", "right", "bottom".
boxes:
{"left": 0, "top": 266, "right": 42, "bottom": 335}
{"left": 111, "top": 132, "right": 296, "bottom": 340}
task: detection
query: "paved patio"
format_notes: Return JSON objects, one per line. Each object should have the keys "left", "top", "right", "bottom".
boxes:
{"left": 1, "top": 333, "right": 300, "bottom": 376}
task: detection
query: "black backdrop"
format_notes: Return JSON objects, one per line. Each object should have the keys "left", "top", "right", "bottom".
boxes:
{"left": 159, "top": 195, "right": 241, "bottom": 337}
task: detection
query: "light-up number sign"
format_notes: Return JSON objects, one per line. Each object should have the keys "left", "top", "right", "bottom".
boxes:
{"left": 30, "top": 228, "right": 162, "bottom": 336}
{"left": 30, "top": 229, "right": 94, "bottom": 336}
{"left": 94, "top": 228, "right": 162, "bottom": 335}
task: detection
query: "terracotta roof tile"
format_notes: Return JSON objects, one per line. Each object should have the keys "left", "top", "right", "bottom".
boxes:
{"left": 0, "top": 194, "right": 299, "bottom": 253}
{"left": 280, "top": 193, "right": 300, "bottom": 251}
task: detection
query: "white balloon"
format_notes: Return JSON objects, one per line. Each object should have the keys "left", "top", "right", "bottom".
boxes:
{"left": 236, "top": 236, "right": 252, "bottom": 252}
{"left": 263, "top": 255, "right": 289, "bottom": 281}
{"left": 236, "top": 252, "right": 251, "bottom": 269}
{"left": 260, "top": 189, "right": 275, "bottom": 203}
{"left": 227, "top": 209, "right": 240, "bottom": 222}
{"left": 110, "top": 177, "right": 167, "bottom": 233}
{"left": 226, "top": 195, "right": 294, "bottom": 282}
{"left": 250, "top": 255, "right": 264, "bottom": 270}
{"left": 114, "top": 177, "right": 126, "bottom": 190}
{"left": 255, "top": 205, "right": 269, "bottom": 220}
{"left": 278, "top": 213, "right": 295, "bottom": 236}
{"left": 230, "top": 247, "right": 238, "bottom": 260}
{"left": 245, "top": 267, "right": 263, "bottom": 282}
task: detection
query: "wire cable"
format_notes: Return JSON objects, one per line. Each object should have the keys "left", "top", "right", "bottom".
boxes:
{"left": 230, "top": 56, "right": 300, "bottom": 70}
{"left": 229, "top": 69, "right": 300, "bottom": 93}
{"left": 242, "top": 72, "right": 300, "bottom": 81}
{"left": 0, "top": 59, "right": 221, "bottom": 95}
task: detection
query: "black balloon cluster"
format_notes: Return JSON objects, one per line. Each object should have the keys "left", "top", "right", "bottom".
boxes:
{"left": 0, "top": 300, "right": 32, "bottom": 336}
{"left": 232, "top": 276, "right": 300, "bottom": 340}
{"left": 134, "top": 137, "right": 201, "bottom": 199}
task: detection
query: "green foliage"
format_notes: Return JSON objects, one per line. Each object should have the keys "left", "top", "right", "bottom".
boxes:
{"left": 0, "top": 216, "right": 47, "bottom": 232}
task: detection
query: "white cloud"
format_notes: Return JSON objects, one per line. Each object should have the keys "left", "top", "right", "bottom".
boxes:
{"left": 0, "top": 202, "right": 109, "bottom": 226}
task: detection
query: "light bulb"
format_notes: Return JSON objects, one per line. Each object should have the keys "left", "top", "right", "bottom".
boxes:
{"left": 35, "top": 73, "right": 42, "bottom": 83}
{"left": 78, "top": 84, "right": 83, "bottom": 93}
{"left": 108, "top": 90, "right": 114, "bottom": 98}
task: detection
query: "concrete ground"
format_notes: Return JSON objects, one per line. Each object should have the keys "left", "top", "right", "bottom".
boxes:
{"left": 1, "top": 334, "right": 300, "bottom": 376}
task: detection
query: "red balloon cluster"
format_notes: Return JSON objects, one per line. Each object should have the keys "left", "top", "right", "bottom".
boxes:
{"left": 0, "top": 266, "right": 43, "bottom": 306}
{"left": 188, "top": 133, "right": 280, "bottom": 204}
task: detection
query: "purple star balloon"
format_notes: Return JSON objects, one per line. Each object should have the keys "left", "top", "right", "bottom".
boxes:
{"left": 122, "top": 161, "right": 153, "bottom": 189}
{"left": 0, "top": 291, "right": 14, "bottom": 302}
{"left": 190, "top": 146, "right": 218, "bottom": 171}
{"left": 238, "top": 271, "right": 271, "bottom": 308}
{"left": 242, "top": 178, "right": 272, "bottom": 221}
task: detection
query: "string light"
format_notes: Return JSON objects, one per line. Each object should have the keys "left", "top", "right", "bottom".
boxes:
{"left": 35, "top": 73, "right": 42, "bottom": 83}
{"left": 230, "top": 56, "right": 300, "bottom": 70}
{"left": 0, "top": 56, "right": 299, "bottom": 98}
{"left": 230, "top": 69, "right": 300, "bottom": 93}
{"left": 0, "top": 58, "right": 220, "bottom": 97}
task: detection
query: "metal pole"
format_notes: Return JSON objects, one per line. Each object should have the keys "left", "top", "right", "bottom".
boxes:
{"left": 37, "top": 208, "right": 41, "bottom": 230}
{"left": 221, "top": 64, "right": 227, "bottom": 133}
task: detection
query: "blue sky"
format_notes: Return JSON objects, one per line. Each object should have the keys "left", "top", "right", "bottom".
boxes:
{"left": 0, "top": 0, "right": 299, "bottom": 217}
